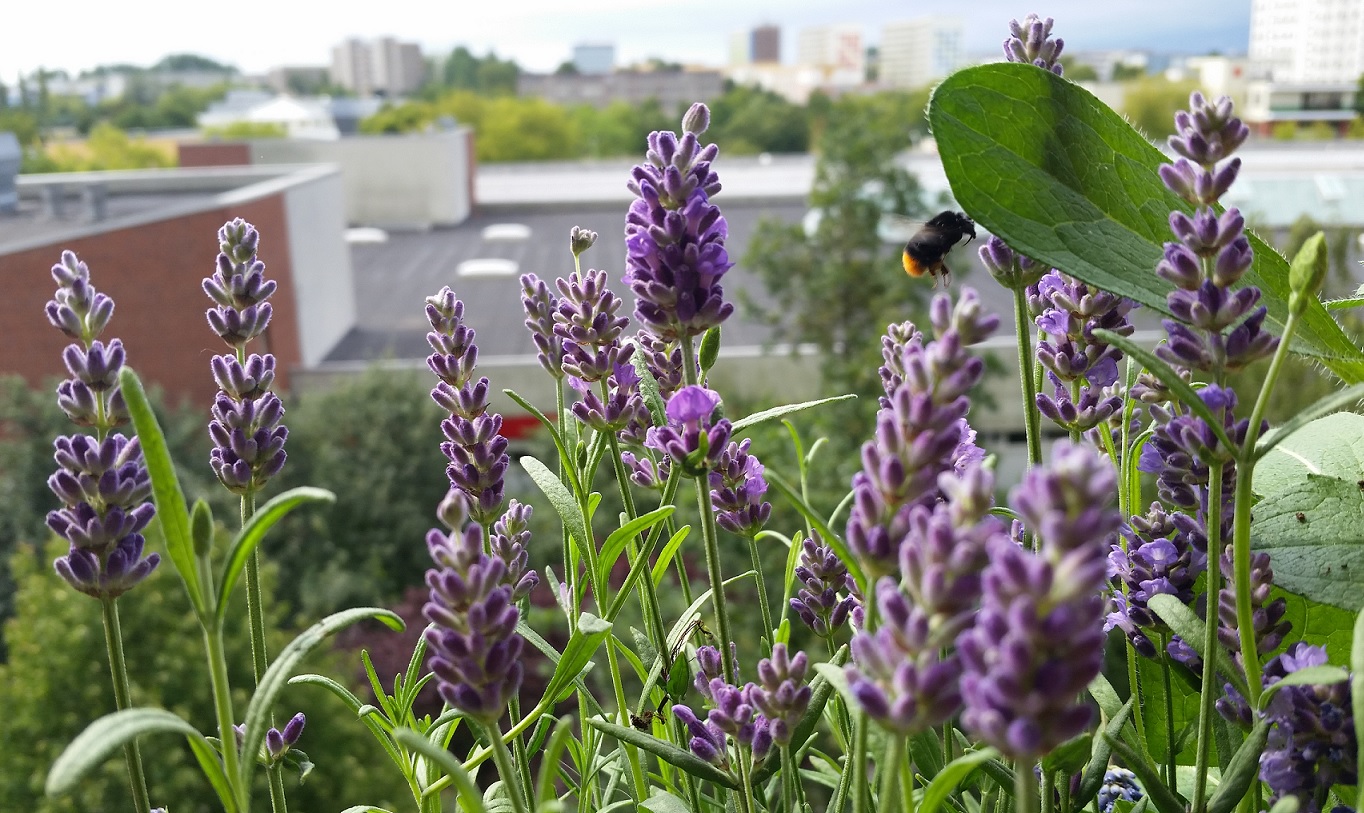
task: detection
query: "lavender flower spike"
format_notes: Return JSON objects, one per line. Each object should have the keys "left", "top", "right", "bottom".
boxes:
{"left": 46, "top": 252, "right": 159, "bottom": 597}
{"left": 1005, "top": 14, "right": 1064, "bottom": 74}
{"left": 644, "top": 385, "right": 731, "bottom": 475}
{"left": 625, "top": 103, "right": 734, "bottom": 342}
{"left": 424, "top": 523, "right": 525, "bottom": 721}
{"left": 1259, "top": 644, "right": 1358, "bottom": 813}
{"left": 709, "top": 438, "right": 772, "bottom": 537}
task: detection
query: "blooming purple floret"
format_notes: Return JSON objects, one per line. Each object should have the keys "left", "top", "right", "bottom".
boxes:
{"left": 204, "top": 220, "right": 288, "bottom": 495}
{"left": 46, "top": 251, "right": 159, "bottom": 597}
{"left": 1004, "top": 14, "right": 1064, "bottom": 74}
{"left": 424, "top": 522, "right": 525, "bottom": 722}
{"left": 959, "top": 443, "right": 1116, "bottom": 759}
{"left": 1105, "top": 502, "right": 1205, "bottom": 659}
{"left": 427, "top": 286, "right": 508, "bottom": 525}
{"left": 624, "top": 103, "right": 733, "bottom": 342}
{"left": 846, "top": 288, "right": 999, "bottom": 579}
{"left": 1155, "top": 93, "right": 1275, "bottom": 375}
{"left": 570, "top": 363, "right": 645, "bottom": 434}
{"left": 709, "top": 438, "right": 771, "bottom": 537}
{"left": 1259, "top": 644, "right": 1358, "bottom": 813}
{"left": 644, "top": 385, "right": 731, "bottom": 474}
{"left": 265, "top": 712, "right": 306, "bottom": 762}
{"left": 789, "top": 534, "right": 856, "bottom": 638}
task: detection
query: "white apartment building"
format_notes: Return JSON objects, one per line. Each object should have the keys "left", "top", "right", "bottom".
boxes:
{"left": 1249, "top": 0, "right": 1364, "bottom": 83}
{"left": 880, "top": 17, "right": 965, "bottom": 90}
{"left": 796, "top": 24, "right": 865, "bottom": 86}
{"left": 331, "top": 37, "right": 425, "bottom": 98}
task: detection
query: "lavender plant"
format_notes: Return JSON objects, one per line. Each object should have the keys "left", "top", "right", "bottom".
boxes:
{"left": 41, "top": 14, "right": 1364, "bottom": 813}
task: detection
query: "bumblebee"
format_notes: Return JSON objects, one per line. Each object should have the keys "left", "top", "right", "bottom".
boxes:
{"left": 902, "top": 211, "right": 977, "bottom": 287}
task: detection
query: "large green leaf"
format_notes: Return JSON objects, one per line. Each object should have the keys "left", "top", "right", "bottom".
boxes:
{"left": 1251, "top": 413, "right": 1364, "bottom": 609}
{"left": 216, "top": 487, "right": 335, "bottom": 622}
{"left": 929, "top": 63, "right": 1364, "bottom": 382}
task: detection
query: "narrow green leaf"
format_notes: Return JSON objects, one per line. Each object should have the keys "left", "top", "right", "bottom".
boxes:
{"left": 731, "top": 394, "right": 858, "bottom": 433}
{"left": 522, "top": 455, "right": 593, "bottom": 565}
{"left": 1269, "top": 797, "right": 1301, "bottom": 813}
{"left": 1041, "top": 733, "right": 1092, "bottom": 775}
{"left": 240, "top": 608, "right": 403, "bottom": 793}
{"left": 811, "top": 661, "right": 857, "bottom": 710}
{"left": 1087, "top": 673, "right": 1124, "bottom": 721}
{"left": 1073, "top": 698, "right": 1133, "bottom": 812}
{"left": 186, "top": 735, "right": 239, "bottom": 813}
{"left": 1207, "top": 719, "right": 1270, "bottom": 813}
{"left": 289, "top": 673, "right": 365, "bottom": 714}
{"left": 118, "top": 367, "right": 207, "bottom": 618}
{"left": 650, "top": 526, "right": 692, "bottom": 588}
{"left": 338, "top": 806, "right": 397, "bottom": 813}
{"left": 1105, "top": 733, "right": 1188, "bottom": 813}
{"left": 584, "top": 717, "right": 738, "bottom": 789}
{"left": 1258, "top": 666, "right": 1349, "bottom": 710}
{"left": 767, "top": 470, "right": 866, "bottom": 597}
{"left": 919, "top": 748, "right": 999, "bottom": 813}
{"left": 1325, "top": 296, "right": 1364, "bottom": 311}
{"left": 542, "top": 613, "right": 612, "bottom": 705}
{"left": 631, "top": 352, "right": 668, "bottom": 428}
{"left": 216, "top": 486, "right": 334, "bottom": 622}
{"left": 392, "top": 728, "right": 488, "bottom": 813}
{"left": 1353, "top": 607, "right": 1364, "bottom": 813}
{"left": 1256, "top": 387, "right": 1364, "bottom": 459}
{"left": 504, "top": 388, "right": 579, "bottom": 490}
{"left": 1093, "top": 329, "right": 1236, "bottom": 452}
{"left": 535, "top": 717, "right": 575, "bottom": 806}
{"left": 47, "top": 708, "right": 208, "bottom": 796}
{"left": 596, "top": 506, "right": 674, "bottom": 587}
{"left": 641, "top": 790, "right": 692, "bottom": 813}
{"left": 698, "top": 325, "right": 722, "bottom": 374}
{"left": 908, "top": 729, "right": 945, "bottom": 783}
{"left": 638, "top": 572, "right": 755, "bottom": 706}
{"left": 1148, "top": 594, "right": 1250, "bottom": 697}
{"left": 930, "top": 63, "right": 1364, "bottom": 383}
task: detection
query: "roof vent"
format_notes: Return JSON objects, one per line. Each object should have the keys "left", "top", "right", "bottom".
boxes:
{"left": 0, "top": 132, "right": 19, "bottom": 214}
{"left": 457, "top": 258, "right": 518, "bottom": 277}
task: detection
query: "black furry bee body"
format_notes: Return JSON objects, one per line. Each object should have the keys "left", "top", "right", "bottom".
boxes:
{"left": 901, "top": 211, "right": 977, "bottom": 287}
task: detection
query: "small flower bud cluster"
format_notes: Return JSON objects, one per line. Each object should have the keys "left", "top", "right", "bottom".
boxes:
{"left": 570, "top": 362, "right": 645, "bottom": 434}
{"left": 203, "top": 220, "right": 288, "bottom": 495}
{"left": 519, "top": 274, "right": 564, "bottom": 380}
{"left": 1139, "top": 385, "right": 1259, "bottom": 510}
{"left": 708, "top": 439, "right": 771, "bottom": 537}
{"left": 845, "top": 288, "right": 999, "bottom": 580}
{"left": 644, "top": 386, "right": 731, "bottom": 476}
{"left": 424, "top": 523, "right": 525, "bottom": 722}
{"left": 978, "top": 236, "right": 1045, "bottom": 291}
{"left": 554, "top": 269, "right": 632, "bottom": 384}
{"left": 1259, "top": 644, "right": 1358, "bottom": 813}
{"left": 789, "top": 535, "right": 856, "bottom": 638}
{"left": 1105, "top": 502, "right": 1205, "bottom": 659}
{"left": 490, "top": 500, "right": 540, "bottom": 602}
{"left": 676, "top": 643, "right": 811, "bottom": 768}
{"left": 1097, "top": 767, "right": 1143, "bottom": 813}
{"left": 625, "top": 103, "right": 733, "bottom": 342}
{"left": 1004, "top": 14, "right": 1065, "bottom": 74}
{"left": 45, "top": 251, "right": 159, "bottom": 598}
{"left": 427, "top": 287, "right": 508, "bottom": 525}
{"left": 233, "top": 712, "right": 306, "bottom": 764}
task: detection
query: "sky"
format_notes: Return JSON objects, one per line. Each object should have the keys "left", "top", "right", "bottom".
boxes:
{"left": 1, "top": 0, "right": 1252, "bottom": 83}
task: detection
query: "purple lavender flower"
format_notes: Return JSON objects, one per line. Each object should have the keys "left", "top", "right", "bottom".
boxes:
{"left": 1155, "top": 94, "right": 1275, "bottom": 375}
{"left": 1139, "top": 385, "right": 1257, "bottom": 510}
{"left": 569, "top": 363, "right": 645, "bottom": 434}
{"left": 748, "top": 644, "right": 811, "bottom": 746}
{"left": 265, "top": 713, "right": 306, "bottom": 762}
{"left": 978, "top": 236, "right": 1045, "bottom": 291}
{"left": 845, "top": 288, "right": 999, "bottom": 579}
{"left": 45, "top": 252, "right": 159, "bottom": 597}
{"left": 1217, "top": 550, "right": 1290, "bottom": 664}
{"left": 633, "top": 330, "right": 693, "bottom": 402}
{"left": 427, "top": 287, "right": 508, "bottom": 525}
{"left": 519, "top": 273, "right": 563, "bottom": 380}
{"left": 709, "top": 438, "right": 771, "bottom": 537}
{"left": 621, "top": 449, "right": 670, "bottom": 490}
{"left": 490, "top": 500, "right": 539, "bottom": 602}
{"left": 1004, "top": 14, "right": 1065, "bottom": 74}
{"left": 1097, "top": 767, "right": 1142, "bottom": 813}
{"left": 203, "top": 221, "right": 288, "bottom": 495}
{"left": 1030, "top": 270, "right": 1136, "bottom": 435}
{"left": 1259, "top": 644, "right": 1358, "bottom": 813}
{"left": 644, "top": 385, "right": 731, "bottom": 475}
{"left": 673, "top": 704, "right": 731, "bottom": 768}
{"left": 789, "top": 535, "right": 856, "bottom": 638}
{"left": 959, "top": 443, "right": 1116, "bottom": 759}
{"left": 624, "top": 103, "right": 733, "bottom": 342}
{"left": 1105, "top": 502, "right": 1205, "bottom": 659}
{"left": 424, "top": 523, "right": 525, "bottom": 722}
{"left": 554, "top": 269, "right": 632, "bottom": 384}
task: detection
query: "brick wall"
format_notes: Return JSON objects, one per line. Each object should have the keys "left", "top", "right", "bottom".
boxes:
{"left": 0, "top": 196, "right": 301, "bottom": 413}
{"left": 178, "top": 142, "right": 252, "bottom": 167}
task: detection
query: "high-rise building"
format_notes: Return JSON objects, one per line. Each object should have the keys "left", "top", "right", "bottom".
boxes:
{"left": 752, "top": 25, "right": 781, "bottom": 63}
{"left": 1249, "top": 0, "right": 1364, "bottom": 83}
{"left": 573, "top": 44, "right": 616, "bottom": 75}
{"left": 796, "top": 24, "right": 864, "bottom": 86}
{"left": 879, "top": 17, "right": 964, "bottom": 89}
{"left": 331, "top": 37, "right": 425, "bottom": 97}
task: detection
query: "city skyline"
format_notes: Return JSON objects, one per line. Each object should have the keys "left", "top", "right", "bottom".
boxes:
{"left": 4, "top": 0, "right": 1252, "bottom": 85}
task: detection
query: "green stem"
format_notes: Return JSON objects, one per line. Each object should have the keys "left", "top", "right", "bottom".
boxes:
{"left": 747, "top": 534, "right": 776, "bottom": 650}
{"left": 735, "top": 750, "right": 758, "bottom": 813}
{"left": 241, "top": 492, "right": 289, "bottom": 813}
{"left": 851, "top": 601, "right": 881, "bottom": 813}
{"left": 1017, "top": 759, "right": 1040, "bottom": 813}
{"left": 100, "top": 597, "right": 152, "bottom": 813}
{"left": 880, "top": 736, "right": 905, "bottom": 812}
{"left": 900, "top": 745, "right": 915, "bottom": 813}
{"left": 1232, "top": 309, "right": 1300, "bottom": 705}
{"left": 1041, "top": 767, "right": 1055, "bottom": 813}
{"left": 1159, "top": 633, "right": 1177, "bottom": 790}
{"left": 1013, "top": 287, "right": 1043, "bottom": 469}
{"left": 605, "top": 424, "right": 668, "bottom": 653}
{"left": 483, "top": 720, "right": 530, "bottom": 813}
{"left": 204, "top": 625, "right": 244, "bottom": 811}
{"left": 1192, "top": 461, "right": 1226, "bottom": 813}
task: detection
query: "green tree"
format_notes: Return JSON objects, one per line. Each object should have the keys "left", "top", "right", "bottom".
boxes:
{"left": 1112, "top": 62, "right": 1146, "bottom": 81}
{"left": 1121, "top": 77, "right": 1199, "bottom": 137}
{"left": 741, "top": 92, "right": 930, "bottom": 489}
{"left": 0, "top": 536, "right": 411, "bottom": 813}
{"left": 152, "top": 54, "right": 237, "bottom": 74}
{"left": 707, "top": 84, "right": 809, "bottom": 154}
{"left": 1058, "top": 57, "right": 1099, "bottom": 81}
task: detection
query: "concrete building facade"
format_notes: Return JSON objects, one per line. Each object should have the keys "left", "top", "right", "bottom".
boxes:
{"left": 517, "top": 70, "right": 724, "bottom": 110}
{"left": 796, "top": 24, "right": 864, "bottom": 86}
{"left": 752, "top": 25, "right": 781, "bottom": 63}
{"left": 331, "top": 37, "right": 425, "bottom": 98}
{"left": 880, "top": 17, "right": 965, "bottom": 89}
{"left": 1250, "top": 0, "right": 1364, "bottom": 83}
